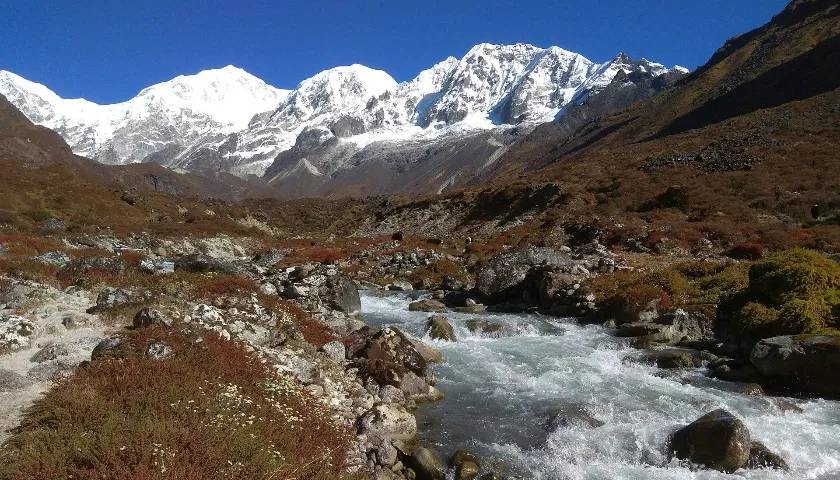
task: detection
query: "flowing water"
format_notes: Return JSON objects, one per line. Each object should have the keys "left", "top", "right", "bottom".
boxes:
{"left": 361, "top": 291, "right": 840, "bottom": 480}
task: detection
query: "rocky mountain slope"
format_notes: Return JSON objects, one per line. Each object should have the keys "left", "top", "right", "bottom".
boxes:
{"left": 359, "top": 0, "right": 839, "bottom": 252}
{"left": 1, "top": 44, "right": 684, "bottom": 183}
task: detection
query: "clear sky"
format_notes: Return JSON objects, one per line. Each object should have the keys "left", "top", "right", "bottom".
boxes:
{"left": 1, "top": 0, "right": 789, "bottom": 104}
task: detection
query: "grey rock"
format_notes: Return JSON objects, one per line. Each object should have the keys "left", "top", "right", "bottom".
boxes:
{"left": 465, "top": 319, "right": 505, "bottom": 338}
{"left": 328, "top": 276, "right": 361, "bottom": 315}
{"left": 545, "top": 404, "right": 604, "bottom": 430}
{"left": 139, "top": 258, "right": 175, "bottom": 275}
{"left": 750, "top": 335, "right": 840, "bottom": 398}
{"left": 321, "top": 340, "right": 347, "bottom": 362}
{"left": 30, "top": 342, "right": 71, "bottom": 363}
{"left": 145, "top": 341, "right": 174, "bottom": 360}
{"left": 133, "top": 307, "right": 171, "bottom": 329}
{"left": 88, "top": 287, "right": 149, "bottom": 313}
{"left": 637, "top": 348, "right": 712, "bottom": 369}
{"left": 474, "top": 247, "right": 573, "bottom": 299}
{"left": 359, "top": 404, "right": 417, "bottom": 443}
{"left": 0, "top": 369, "right": 33, "bottom": 391}
{"left": 253, "top": 248, "right": 286, "bottom": 267}
{"left": 91, "top": 336, "right": 126, "bottom": 361}
{"left": 388, "top": 281, "right": 414, "bottom": 292}
{"left": 34, "top": 251, "right": 70, "bottom": 267}
{"left": 412, "top": 339, "right": 443, "bottom": 363}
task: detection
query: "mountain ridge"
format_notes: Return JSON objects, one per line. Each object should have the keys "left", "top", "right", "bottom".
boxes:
{"left": 0, "top": 43, "right": 684, "bottom": 179}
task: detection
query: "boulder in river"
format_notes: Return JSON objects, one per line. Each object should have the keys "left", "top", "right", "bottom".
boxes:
{"left": 465, "top": 318, "right": 505, "bottom": 337}
{"left": 749, "top": 335, "right": 840, "bottom": 398}
{"left": 669, "top": 409, "right": 751, "bottom": 473}
{"left": 637, "top": 347, "right": 713, "bottom": 369}
{"left": 407, "top": 446, "right": 446, "bottom": 480}
{"left": 544, "top": 404, "right": 605, "bottom": 430}
{"left": 474, "top": 247, "right": 573, "bottom": 300}
{"left": 426, "top": 315, "right": 456, "bottom": 341}
{"left": 745, "top": 441, "right": 789, "bottom": 471}
{"left": 451, "top": 449, "right": 481, "bottom": 480}
{"left": 409, "top": 299, "right": 448, "bottom": 313}
{"left": 412, "top": 339, "right": 443, "bottom": 363}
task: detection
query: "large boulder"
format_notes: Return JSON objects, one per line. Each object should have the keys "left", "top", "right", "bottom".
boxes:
{"left": 426, "top": 315, "right": 456, "bottom": 341}
{"left": 450, "top": 449, "right": 481, "bottom": 480}
{"left": 545, "top": 403, "right": 605, "bottom": 430}
{"left": 87, "top": 287, "right": 150, "bottom": 313}
{"left": 358, "top": 404, "right": 417, "bottom": 443}
{"left": 356, "top": 327, "right": 427, "bottom": 386}
{"left": 474, "top": 247, "right": 573, "bottom": 300}
{"left": 669, "top": 409, "right": 751, "bottom": 473}
{"left": 326, "top": 276, "right": 361, "bottom": 315}
{"left": 409, "top": 299, "right": 447, "bottom": 313}
{"left": 407, "top": 446, "right": 446, "bottom": 480}
{"left": 749, "top": 335, "right": 840, "bottom": 398}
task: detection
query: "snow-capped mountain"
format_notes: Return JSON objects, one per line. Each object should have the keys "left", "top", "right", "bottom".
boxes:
{"left": 0, "top": 43, "right": 685, "bottom": 179}
{"left": 0, "top": 66, "right": 288, "bottom": 167}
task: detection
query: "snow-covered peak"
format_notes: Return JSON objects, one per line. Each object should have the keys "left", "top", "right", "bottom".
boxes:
{"left": 286, "top": 65, "right": 396, "bottom": 113}
{"left": 131, "top": 65, "right": 289, "bottom": 130}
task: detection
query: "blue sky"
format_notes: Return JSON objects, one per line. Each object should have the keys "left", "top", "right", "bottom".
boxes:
{"left": 1, "top": 0, "right": 788, "bottom": 103}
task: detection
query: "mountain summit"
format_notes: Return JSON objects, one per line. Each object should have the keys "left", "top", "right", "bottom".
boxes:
{"left": 0, "top": 44, "right": 683, "bottom": 178}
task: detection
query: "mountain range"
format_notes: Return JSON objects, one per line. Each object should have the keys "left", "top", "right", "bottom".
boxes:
{"left": 0, "top": 43, "right": 685, "bottom": 193}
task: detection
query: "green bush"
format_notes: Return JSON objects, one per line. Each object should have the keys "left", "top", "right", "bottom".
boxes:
{"left": 726, "top": 249, "right": 840, "bottom": 340}
{"left": 732, "top": 301, "right": 780, "bottom": 336}
{"left": 747, "top": 248, "right": 840, "bottom": 307}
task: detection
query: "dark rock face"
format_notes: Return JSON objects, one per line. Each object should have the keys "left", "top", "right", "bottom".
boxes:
{"left": 745, "top": 441, "right": 789, "bottom": 471}
{"left": 327, "top": 276, "right": 361, "bottom": 315}
{"left": 669, "top": 409, "right": 751, "bottom": 473}
{"left": 545, "top": 404, "right": 605, "bottom": 430}
{"left": 426, "top": 315, "right": 456, "bottom": 341}
{"left": 750, "top": 335, "right": 840, "bottom": 398}
{"left": 408, "top": 446, "right": 446, "bottom": 480}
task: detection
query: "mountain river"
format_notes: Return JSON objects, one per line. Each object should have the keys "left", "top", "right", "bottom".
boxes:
{"left": 361, "top": 291, "right": 840, "bottom": 480}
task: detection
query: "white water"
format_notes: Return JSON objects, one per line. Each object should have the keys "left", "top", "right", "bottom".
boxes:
{"left": 361, "top": 291, "right": 840, "bottom": 480}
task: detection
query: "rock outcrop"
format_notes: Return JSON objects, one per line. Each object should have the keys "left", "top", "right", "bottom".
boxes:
{"left": 750, "top": 335, "right": 840, "bottom": 398}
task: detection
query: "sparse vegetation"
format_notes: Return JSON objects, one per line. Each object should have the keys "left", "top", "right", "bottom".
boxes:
{"left": 0, "top": 327, "right": 357, "bottom": 480}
